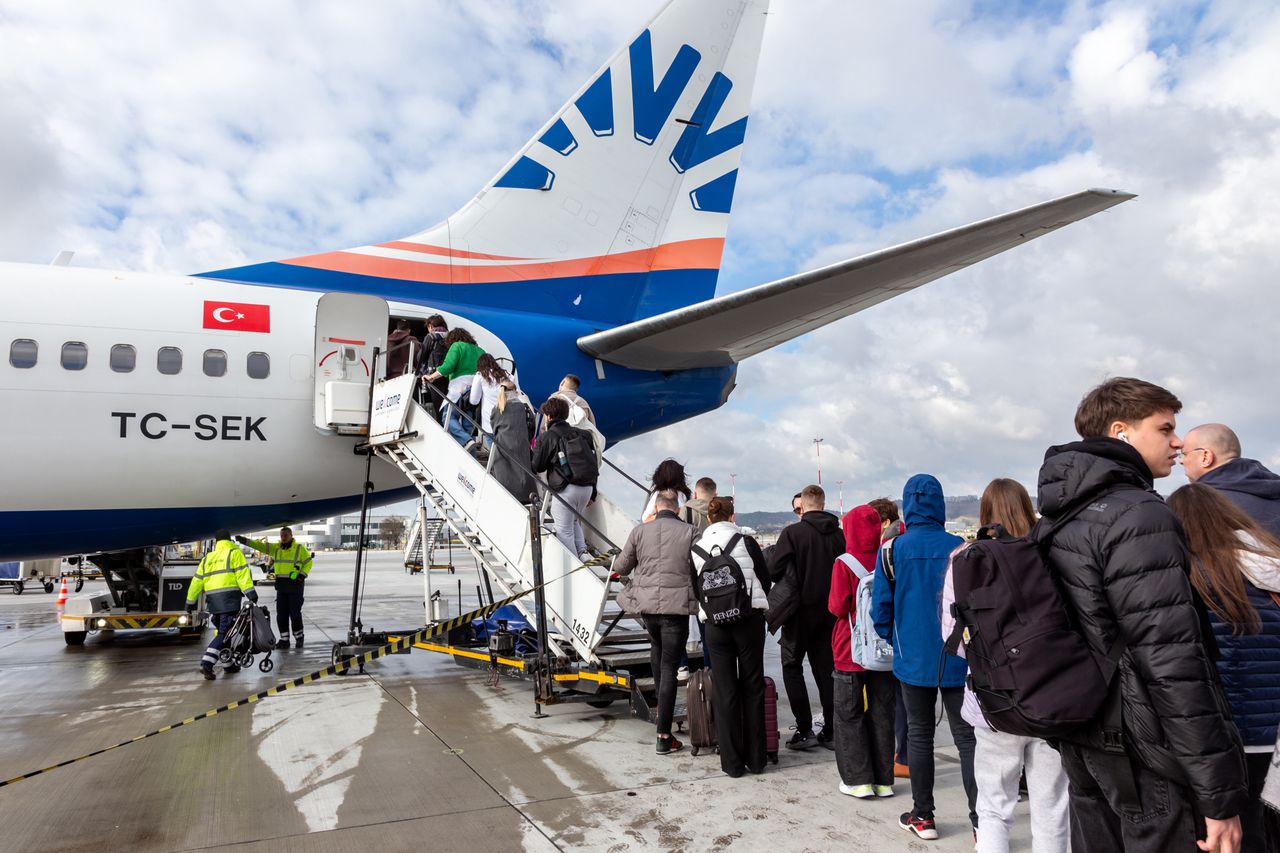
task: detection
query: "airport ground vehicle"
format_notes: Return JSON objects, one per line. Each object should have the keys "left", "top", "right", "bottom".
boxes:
{"left": 60, "top": 544, "right": 209, "bottom": 646}
{"left": 0, "top": 559, "right": 59, "bottom": 595}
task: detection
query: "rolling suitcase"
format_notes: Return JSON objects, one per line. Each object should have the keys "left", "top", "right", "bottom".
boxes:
{"left": 764, "top": 675, "right": 779, "bottom": 764}
{"left": 687, "top": 669, "right": 717, "bottom": 755}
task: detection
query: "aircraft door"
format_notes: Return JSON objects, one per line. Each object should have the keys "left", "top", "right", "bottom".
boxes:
{"left": 313, "top": 293, "right": 388, "bottom": 434}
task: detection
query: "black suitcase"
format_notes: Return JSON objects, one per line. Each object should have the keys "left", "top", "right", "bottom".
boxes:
{"left": 687, "top": 669, "right": 717, "bottom": 755}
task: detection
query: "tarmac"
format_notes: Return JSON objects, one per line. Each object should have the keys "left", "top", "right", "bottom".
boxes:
{"left": 0, "top": 550, "right": 1026, "bottom": 852}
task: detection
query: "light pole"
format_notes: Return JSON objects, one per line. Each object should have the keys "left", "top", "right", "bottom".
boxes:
{"left": 813, "top": 437, "right": 824, "bottom": 485}
{"left": 730, "top": 473, "right": 737, "bottom": 500}
{"left": 837, "top": 479, "right": 844, "bottom": 517}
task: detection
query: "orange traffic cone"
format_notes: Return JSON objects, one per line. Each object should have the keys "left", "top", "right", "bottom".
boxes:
{"left": 55, "top": 576, "right": 68, "bottom": 620}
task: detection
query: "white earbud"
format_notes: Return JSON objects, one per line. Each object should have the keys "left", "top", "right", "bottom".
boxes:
{"left": 1117, "top": 432, "right": 1129, "bottom": 444}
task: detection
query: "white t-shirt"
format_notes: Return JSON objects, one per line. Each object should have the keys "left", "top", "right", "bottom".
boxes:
{"left": 468, "top": 374, "right": 505, "bottom": 434}
{"left": 642, "top": 490, "right": 686, "bottom": 521}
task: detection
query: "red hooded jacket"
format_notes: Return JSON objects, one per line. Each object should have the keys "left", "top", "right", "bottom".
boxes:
{"left": 829, "top": 505, "right": 885, "bottom": 672}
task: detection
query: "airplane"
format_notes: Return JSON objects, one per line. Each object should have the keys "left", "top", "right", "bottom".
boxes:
{"left": 0, "top": 0, "right": 1132, "bottom": 563}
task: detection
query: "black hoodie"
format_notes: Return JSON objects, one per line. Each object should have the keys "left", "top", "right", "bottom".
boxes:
{"left": 1198, "top": 457, "right": 1280, "bottom": 538}
{"left": 1038, "top": 438, "right": 1248, "bottom": 820}
{"left": 768, "top": 510, "right": 845, "bottom": 608}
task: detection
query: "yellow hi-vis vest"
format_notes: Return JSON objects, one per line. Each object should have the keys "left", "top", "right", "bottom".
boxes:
{"left": 187, "top": 540, "right": 254, "bottom": 613}
{"left": 246, "top": 539, "right": 313, "bottom": 579}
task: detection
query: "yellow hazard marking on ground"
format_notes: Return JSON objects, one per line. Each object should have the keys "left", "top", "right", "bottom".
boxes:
{"left": 0, "top": 558, "right": 615, "bottom": 790}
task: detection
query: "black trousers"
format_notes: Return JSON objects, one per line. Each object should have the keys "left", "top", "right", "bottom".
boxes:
{"left": 900, "top": 683, "right": 977, "bottom": 825}
{"left": 704, "top": 611, "right": 767, "bottom": 774}
{"left": 644, "top": 614, "right": 689, "bottom": 736}
{"left": 275, "top": 581, "right": 305, "bottom": 640}
{"left": 1058, "top": 741, "right": 1201, "bottom": 853}
{"left": 1244, "top": 751, "right": 1279, "bottom": 853}
{"left": 778, "top": 607, "right": 835, "bottom": 735}
{"left": 833, "top": 669, "right": 898, "bottom": 787}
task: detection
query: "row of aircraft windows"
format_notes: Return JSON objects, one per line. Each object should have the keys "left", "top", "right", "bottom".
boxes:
{"left": 8, "top": 339, "right": 270, "bottom": 379}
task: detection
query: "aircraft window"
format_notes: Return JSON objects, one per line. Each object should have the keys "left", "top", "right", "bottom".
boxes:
{"left": 110, "top": 344, "right": 136, "bottom": 373}
{"left": 203, "top": 349, "right": 227, "bottom": 377}
{"left": 247, "top": 351, "right": 270, "bottom": 379}
{"left": 157, "top": 346, "right": 183, "bottom": 375}
{"left": 61, "top": 341, "right": 88, "bottom": 371}
{"left": 9, "top": 339, "right": 37, "bottom": 368}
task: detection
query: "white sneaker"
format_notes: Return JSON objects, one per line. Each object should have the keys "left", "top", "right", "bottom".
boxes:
{"left": 874, "top": 785, "right": 894, "bottom": 798}
{"left": 839, "top": 783, "right": 876, "bottom": 799}
{"left": 676, "top": 666, "right": 690, "bottom": 683}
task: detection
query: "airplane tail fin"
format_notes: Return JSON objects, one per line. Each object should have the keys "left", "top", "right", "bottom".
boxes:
{"left": 204, "top": 0, "right": 770, "bottom": 325}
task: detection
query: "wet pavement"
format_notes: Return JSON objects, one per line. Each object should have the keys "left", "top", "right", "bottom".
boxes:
{"left": 0, "top": 551, "right": 1021, "bottom": 851}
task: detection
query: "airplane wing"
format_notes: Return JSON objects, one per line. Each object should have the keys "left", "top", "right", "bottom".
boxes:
{"left": 577, "top": 188, "right": 1135, "bottom": 370}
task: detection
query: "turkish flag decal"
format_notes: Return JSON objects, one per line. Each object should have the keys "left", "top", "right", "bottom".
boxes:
{"left": 203, "top": 300, "right": 271, "bottom": 333}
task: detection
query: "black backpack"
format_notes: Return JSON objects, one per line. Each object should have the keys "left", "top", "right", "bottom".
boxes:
{"left": 945, "top": 501, "right": 1126, "bottom": 742}
{"left": 553, "top": 426, "right": 599, "bottom": 487}
{"left": 691, "top": 533, "right": 752, "bottom": 627}
{"left": 423, "top": 332, "right": 449, "bottom": 372}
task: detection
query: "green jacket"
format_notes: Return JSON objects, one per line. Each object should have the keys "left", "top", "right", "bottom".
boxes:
{"left": 188, "top": 539, "right": 255, "bottom": 614}
{"left": 245, "top": 538, "right": 313, "bottom": 580}
{"left": 437, "top": 341, "right": 483, "bottom": 380}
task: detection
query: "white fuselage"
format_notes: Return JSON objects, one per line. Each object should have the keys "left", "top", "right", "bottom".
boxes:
{"left": 0, "top": 262, "right": 511, "bottom": 560}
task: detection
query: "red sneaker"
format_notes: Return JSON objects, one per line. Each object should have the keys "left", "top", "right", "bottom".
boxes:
{"left": 899, "top": 812, "right": 939, "bottom": 841}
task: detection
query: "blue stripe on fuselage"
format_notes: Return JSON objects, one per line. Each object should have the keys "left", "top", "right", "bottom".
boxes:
{"left": 193, "top": 263, "right": 738, "bottom": 444}
{"left": 1, "top": 487, "right": 420, "bottom": 562}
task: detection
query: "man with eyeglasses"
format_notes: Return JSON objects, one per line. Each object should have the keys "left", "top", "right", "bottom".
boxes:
{"left": 1181, "top": 423, "right": 1280, "bottom": 537}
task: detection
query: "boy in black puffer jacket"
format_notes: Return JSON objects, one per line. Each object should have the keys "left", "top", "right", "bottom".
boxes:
{"left": 1039, "top": 377, "right": 1247, "bottom": 853}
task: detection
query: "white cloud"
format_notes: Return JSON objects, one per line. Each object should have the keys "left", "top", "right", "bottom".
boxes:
{"left": 3, "top": 0, "right": 1280, "bottom": 511}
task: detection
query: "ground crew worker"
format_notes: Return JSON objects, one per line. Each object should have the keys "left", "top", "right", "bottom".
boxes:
{"left": 236, "top": 527, "right": 312, "bottom": 649}
{"left": 187, "top": 529, "right": 257, "bottom": 680}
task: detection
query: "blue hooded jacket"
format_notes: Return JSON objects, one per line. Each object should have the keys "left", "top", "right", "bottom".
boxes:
{"left": 1199, "top": 458, "right": 1280, "bottom": 538}
{"left": 871, "top": 474, "right": 967, "bottom": 687}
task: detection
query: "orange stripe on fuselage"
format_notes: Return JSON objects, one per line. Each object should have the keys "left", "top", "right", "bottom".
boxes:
{"left": 282, "top": 238, "right": 725, "bottom": 284}
{"left": 376, "top": 242, "right": 532, "bottom": 262}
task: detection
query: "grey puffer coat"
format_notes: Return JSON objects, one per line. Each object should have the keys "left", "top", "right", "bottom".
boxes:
{"left": 1037, "top": 437, "right": 1248, "bottom": 820}
{"left": 613, "top": 511, "right": 696, "bottom": 616}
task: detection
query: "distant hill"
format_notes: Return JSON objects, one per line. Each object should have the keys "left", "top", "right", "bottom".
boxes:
{"left": 739, "top": 496, "right": 982, "bottom": 533}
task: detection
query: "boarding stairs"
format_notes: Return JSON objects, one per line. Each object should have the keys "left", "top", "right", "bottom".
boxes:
{"left": 403, "top": 515, "right": 448, "bottom": 573}
{"left": 368, "top": 373, "right": 656, "bottom": 671}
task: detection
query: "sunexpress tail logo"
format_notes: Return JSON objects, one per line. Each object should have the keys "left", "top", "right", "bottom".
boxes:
{"left": 495, "top": 29, "right": 746, "bottom": 214}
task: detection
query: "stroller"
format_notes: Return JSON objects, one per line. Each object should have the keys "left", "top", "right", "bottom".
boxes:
{"left": 219, "top": 602, "right": 278, "bottom": 673}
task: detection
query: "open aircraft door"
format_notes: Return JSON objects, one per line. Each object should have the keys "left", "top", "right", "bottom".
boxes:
{"left": 313, "top": 293, "right": 388, "bottom": 434}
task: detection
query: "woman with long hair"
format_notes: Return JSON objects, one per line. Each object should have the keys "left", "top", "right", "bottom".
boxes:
{"left": 488, "top": 378, "right": 536, "bottom": 504}
{"left": 1167, "top": 484, "right": 1280, "bottom": 852}
{"left": 468, "top": 353, "right": 511, "bottom": 448}
{"left": 691, "top": 496, "right": 771, "bottom": 776}
{"left": 941, "top": 478, "right": 1069, "bottom": 853}
{"left": 422, "top": 327, "right": 483, "bottom": 445}
{"left": 642, "top": 458, "right": 691, "bottom": 521}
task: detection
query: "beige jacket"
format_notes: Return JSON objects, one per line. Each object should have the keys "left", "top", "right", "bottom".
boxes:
{"left": 613, "top": 511, "right": 696, "bottom": 616}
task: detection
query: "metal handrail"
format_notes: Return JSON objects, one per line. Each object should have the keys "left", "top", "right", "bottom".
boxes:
{"left": 601, "top": 456, "right": 649, "bottom": 496}
{"left": 368, "top": 344, "right": 625, "bottom": 554}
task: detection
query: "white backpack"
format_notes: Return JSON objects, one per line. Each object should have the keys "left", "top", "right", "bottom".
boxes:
{"left": 837, "top": 554, "right": 894, "bottom": 671}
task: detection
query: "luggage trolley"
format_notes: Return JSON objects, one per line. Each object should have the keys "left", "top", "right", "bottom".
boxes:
{"left": 0, "top": 559, "right": 59, "bottom": 595}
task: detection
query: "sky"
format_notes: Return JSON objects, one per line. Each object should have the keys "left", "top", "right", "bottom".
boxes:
{"left": 3, "top": 0, "right": 1279, "bottom": 514}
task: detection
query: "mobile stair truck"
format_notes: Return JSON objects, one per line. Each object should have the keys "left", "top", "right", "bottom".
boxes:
{"left": 319, "top": 298, "right": 702, "bottom": 726}
{"left": 60, "top": 543, "right": 209, "bottom": 645}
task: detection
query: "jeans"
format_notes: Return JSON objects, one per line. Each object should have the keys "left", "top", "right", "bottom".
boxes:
{"left": 644, "top": 614, "right": 689, "bottom": 736}
{"left": 275, "top": 581, "right": 305, "bottom": 642}
{"left": 704, "top": 611, "right": 767, "bottom": 774}
{"left": 974, "top": 726, "right": 1068, "bottom": 853}
{"left": 1058, "top": 741, "right": 1200, "bottom": 853}
{"left": 549, "top": 484, "right": 592, "bottom": 557}
{"left": 444, "top": 402, "right": 472, "bottom": 445}
{"left": 833, "top": 669, "right": 897, "bottom": 787}
{"left": 900, "top": 682, "right": 978, "bottom": 825}
{"left": 778, "top": 607, "right": 835, "bottom": 735}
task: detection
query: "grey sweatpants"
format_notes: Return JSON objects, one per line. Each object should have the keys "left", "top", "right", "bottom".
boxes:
{"left": 974, "top": 725, "right": 1069, "bottom": 853}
